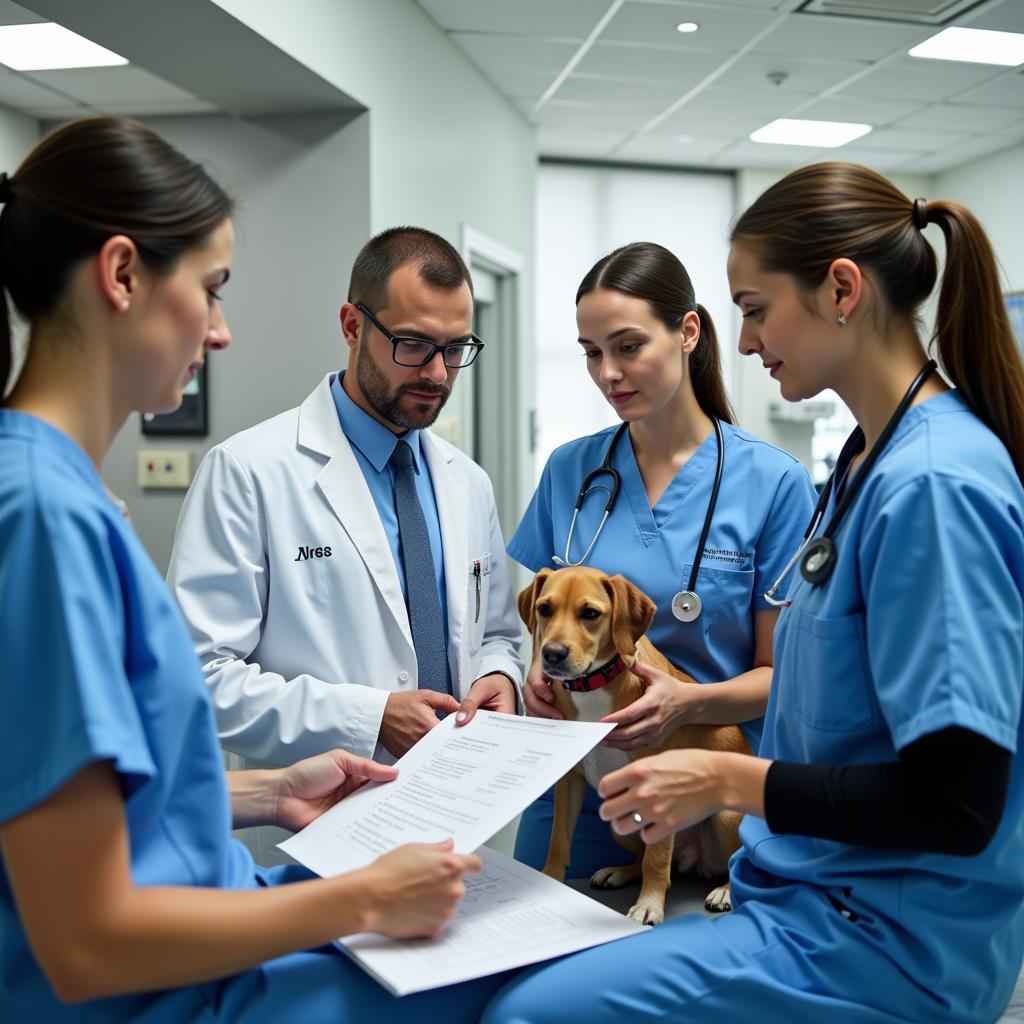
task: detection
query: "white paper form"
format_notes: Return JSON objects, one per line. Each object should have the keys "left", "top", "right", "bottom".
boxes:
{"left": 337, "top": 846, "right": 646, "bottom": 996}
{"left": 278, "top": 711, "right": 613, "bottom": 877}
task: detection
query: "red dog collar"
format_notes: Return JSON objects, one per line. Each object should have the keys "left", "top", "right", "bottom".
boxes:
{"left": 559, "top": 655, "right": 629, "bottom": 692}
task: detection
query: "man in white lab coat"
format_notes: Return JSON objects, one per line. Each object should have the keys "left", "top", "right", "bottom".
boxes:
{"left": 168, "top": 227, "right": 523, "bottom": 778}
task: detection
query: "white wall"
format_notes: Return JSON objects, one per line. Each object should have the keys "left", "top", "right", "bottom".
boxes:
{"left": 211, "top": 0, "right": 537, "bottom": 506}
{"left": 534, "top": 163, "right": 734, "bottom": 473}
{"left": 936, "top": 143, "right": 1024, "bottom": 293}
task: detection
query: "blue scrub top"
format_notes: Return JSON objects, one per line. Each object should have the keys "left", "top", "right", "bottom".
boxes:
{"left": 739, "top": 391, "right": 1024, "bottom": 1022}
{"left": 0, "top": 411, "right": 260, "bottom": 1022}
{"left": 509, "top": 421, "right": 817, "bottom": 750}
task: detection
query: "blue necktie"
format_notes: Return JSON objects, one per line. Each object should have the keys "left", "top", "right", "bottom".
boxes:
{"left": 390, "top": 440, "right": 451, "bottom": 695}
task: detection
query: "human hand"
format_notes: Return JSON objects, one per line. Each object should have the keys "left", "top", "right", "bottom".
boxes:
{"left": 523, "top": 660, "right": 563, "bottom": 720}
{"left": 362, "top": 840, "right": 482, "bottom": 939}
{"left": 379, "top": 690, "right": 460, "bottom": 758}
{"left": 601, "top": 661, "right": 697, "bottom": 750}
{"left": 273, "top": 750, "right": 398, "bottom": 832}
{"left": 597, "top": 749, "right": 725, "bottom": 846}
{"left": 455, "top": 673, "right": 517, "bottom": 726}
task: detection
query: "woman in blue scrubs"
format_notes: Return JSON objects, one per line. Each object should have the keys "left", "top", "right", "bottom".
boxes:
{"left": 485, "top": 166, "right": 1024, "bottom": 1023}
{"left": 0, "top": 118, "right": 505, "bottom": 1022}
{"left": 509, "top": 242, "right": 817, "bottom": 877}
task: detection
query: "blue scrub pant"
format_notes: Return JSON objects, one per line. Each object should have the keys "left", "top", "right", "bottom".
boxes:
{"left": 483, "top": 858, "right": 982, "bottom": 1024}
{"left": 513, "top": 785, "right": 636, "bottom": 878}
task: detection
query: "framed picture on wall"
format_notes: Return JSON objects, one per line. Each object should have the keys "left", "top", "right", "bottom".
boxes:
{"left": 141, "top": 362, "right": 209, "bottom": 436}
{"left": 1007, "top": 292, "right": 1024, "bottom": 356}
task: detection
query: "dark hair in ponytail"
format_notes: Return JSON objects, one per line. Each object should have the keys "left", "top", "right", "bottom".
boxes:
{"left": 731, "top": 161, "right": 1024, "bottom": 482}
{"left": 0, "top": 116, "right": 233, "bottom": 397}
{"left": 575, "top": 241, "right": 735, "bottom": 424}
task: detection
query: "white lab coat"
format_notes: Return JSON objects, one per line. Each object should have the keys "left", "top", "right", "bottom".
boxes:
{"left": 167, "top": 373, "right": 523, "bottom": 767}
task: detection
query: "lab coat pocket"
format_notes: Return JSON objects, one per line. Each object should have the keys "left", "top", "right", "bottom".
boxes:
{"left": 790, "top": 609, "right": 877, "bottom": 732}
{"left": 467, "top": 553, "right": 492, "bottom": 653}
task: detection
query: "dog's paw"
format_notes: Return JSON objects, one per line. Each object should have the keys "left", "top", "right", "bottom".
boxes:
{"left": 590, "top": 865, "right": 634, "bottom": 889}
{"left": 704, "top": 884, "right": 732, "bottom": 913}
{"left": 627, "top": 897, "right": 665, "bottom": 926}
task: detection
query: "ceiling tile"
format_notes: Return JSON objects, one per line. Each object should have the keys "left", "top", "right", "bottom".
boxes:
{"left": 711, "top": 138, "right": 826, "bottom": 167}
{"left": 536, "top": 127, "right": 633, "bottom": 158}
{"left": 753, "top": 12, "right": 928, "bottom": 61}
{"left": 21, "top": 66, "right": 200, "bottom": 106}
{"left": 417, "top": 0, "right": 607, "bottom": 37}
{"left": 488, "top": 67, "right": 557, "bottom": 101}
{"left": 0, "top": 69, "right": 66, "bottom": 108}
{"left": 905, "top": 135, "right": 1022, "bottom": 173}
{"left": 897, "top": 102, "right": 1024, "bottom": 132}
{"left": 963, "top": 2, "right": 1024, "bottom": 34}
{"left": 576, "top": 41, "right": 728, "bottom": 85}
{"left": 556, "top": 73, "right": 692, "bottom": 107}
{"left": 712, "top": 53, "right": 869, "bottom": 94}
{"left": 947, "top": 71, "right": 1024, "bottom": 108}
{"left": 450, "top": 31, "right": 581, "bottom": 76}
{"left": 676, "top": 84, "right": 817, "bottom": 118}
{"left": 796, "top": 94, "right": 928, "bottom": 126}
{"left": 527, "top": 98, "right": 662, "bottom": 130}
{"left": 101, "top": 99, "right": 221, "bottom": 116}
{"left": 840, "top": 60, "right": 1000, "bottom": 102}
{"left": 824, "top": 145, "right": 926, "bottom": 171}
{"left": 851, "top": 126, "right": 972, "bottom": 151}
{"left": 0, "top": 0, "right": 44, "bottom": 26}
{"left": 602, "top": 1, "right": 779, "bottom": 52}
{"left": 613, "top": 131, "right": 733, "bottom": 165}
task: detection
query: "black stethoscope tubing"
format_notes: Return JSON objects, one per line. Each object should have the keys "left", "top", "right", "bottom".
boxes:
{"left": 557, "top": 418, "right": 726, "bottom": 620}
{"left": 765, "top": 360, "right": 938, "bottom": 598}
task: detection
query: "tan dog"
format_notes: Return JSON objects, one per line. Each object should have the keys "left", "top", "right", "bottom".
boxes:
{"left": 519, "top": 565, "right": 751, "bottom": 925}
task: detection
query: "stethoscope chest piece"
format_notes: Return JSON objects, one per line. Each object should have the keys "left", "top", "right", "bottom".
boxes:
{"left": 671, "top": 590, "right": 703, "bottom": 623}
{"left": 800, "top": 536, "right": 837, "bottom": 585}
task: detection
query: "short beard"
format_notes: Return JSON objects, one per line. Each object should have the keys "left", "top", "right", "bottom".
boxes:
{"left": 356, "top": 341, "right": 451, "bottom": 430}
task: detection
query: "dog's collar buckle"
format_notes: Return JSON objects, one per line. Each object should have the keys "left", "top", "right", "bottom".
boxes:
{"left": 561, "top": 655, "right": 629, "bottom": 693}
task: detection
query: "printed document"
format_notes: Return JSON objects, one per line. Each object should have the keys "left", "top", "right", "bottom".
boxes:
{"left": 279, "top": 711, "right": 614, "bottom": 876}
{"left": 338, "top": 846, "right": 646, "bottom": 996}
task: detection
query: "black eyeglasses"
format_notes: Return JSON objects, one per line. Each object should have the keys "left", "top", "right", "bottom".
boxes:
{"left": 356, "top": 303, "right": 484, "bottom": 369}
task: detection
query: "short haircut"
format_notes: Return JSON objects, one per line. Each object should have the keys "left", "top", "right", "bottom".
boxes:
{"left": 348, "top": 226, "right": 473, "bottom": 312}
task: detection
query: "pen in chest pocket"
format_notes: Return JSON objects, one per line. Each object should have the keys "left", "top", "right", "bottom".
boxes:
{"left": 473, "top": 559, "right": 481, "bottom": 622}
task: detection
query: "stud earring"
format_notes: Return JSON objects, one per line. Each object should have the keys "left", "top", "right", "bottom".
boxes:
{"left": 837, "top": 312, "right": 847, "bottom": 327}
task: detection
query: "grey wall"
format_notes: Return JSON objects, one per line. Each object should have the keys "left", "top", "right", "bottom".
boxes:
{"left": 102, "top": 111, "right": 371, "bottom": 572}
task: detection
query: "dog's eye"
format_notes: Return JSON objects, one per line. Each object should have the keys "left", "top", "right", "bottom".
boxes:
{"left": 536, "top": 603, "right": 552, "bottom": 617}
{"left": 581, "top": 607, "right": 601, "bottom": 620}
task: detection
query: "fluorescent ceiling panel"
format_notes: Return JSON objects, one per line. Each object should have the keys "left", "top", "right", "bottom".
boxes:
{"left": 909, "top": 27, "right": 1024, "bottom": 67}
{"left": 0, "top": 22, "right": 127, "bottom": 70}
{"left": 751, "top": 118, "right": 872, "bottom": 146}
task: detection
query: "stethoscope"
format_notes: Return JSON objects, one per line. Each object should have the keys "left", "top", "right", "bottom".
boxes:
{"left": 554, "top": 418, "right": 726, "bottom": 622}
{"left": 763, "top": 360, "right": 938, "bottom": 605}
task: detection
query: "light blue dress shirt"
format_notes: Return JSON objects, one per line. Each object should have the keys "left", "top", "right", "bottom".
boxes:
{"left": 330, "top": 373, "right": 449, "bottom": 644}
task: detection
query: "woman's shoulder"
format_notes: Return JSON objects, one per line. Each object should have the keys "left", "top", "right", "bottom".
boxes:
{"left": 721, "top": 421, "right": 813, "bottom": 489}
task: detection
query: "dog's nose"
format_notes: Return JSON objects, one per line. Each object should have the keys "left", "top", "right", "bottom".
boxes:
{"left": 542, "top": 642, "right": 569, "bottom": 667}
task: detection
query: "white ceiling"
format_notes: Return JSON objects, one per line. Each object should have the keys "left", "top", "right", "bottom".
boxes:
{"left": 415, "top": 0, "right": 1024, "bottom": 173}
{"left": 0, "top": 0, "right": 215, "bottom": 119}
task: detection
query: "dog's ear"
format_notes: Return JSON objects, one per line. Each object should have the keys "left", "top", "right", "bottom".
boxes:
{"left": 602, "top": 574, "right": 656, "bottom": 656}
{"left": 517, "top": 568, "right": 554, "bottom": 635}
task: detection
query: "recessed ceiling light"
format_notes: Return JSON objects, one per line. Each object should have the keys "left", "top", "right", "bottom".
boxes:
{"left": 750, "top": 118, "right": 872, "bottom": 147}
{"left": 909, "top": 27, "right": 1024, "bottom": 67}
{"left": 0, "top": 22, "right": 127, "bottom": 71}
{"left": 676, "top": 22, "right": 699, "bottom": 34}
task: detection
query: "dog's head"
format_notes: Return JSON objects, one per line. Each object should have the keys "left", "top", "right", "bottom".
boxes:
{"left": 517, "top": 566, "right": 656, "bottom": 680}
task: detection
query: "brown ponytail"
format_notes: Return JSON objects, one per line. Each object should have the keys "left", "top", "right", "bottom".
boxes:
{"left": 927, "top": 201, "right": 1024, "bottom": 482}
{"left": 576, "top": 242, "right": 736, "bottom": 424}
{"left": 732, "top": 162, "right": 1024, "bottom": 482}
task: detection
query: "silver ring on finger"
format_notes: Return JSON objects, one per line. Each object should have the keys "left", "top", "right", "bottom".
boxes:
{"left": 631, "top": 811, "right": 643, "bottom": 827}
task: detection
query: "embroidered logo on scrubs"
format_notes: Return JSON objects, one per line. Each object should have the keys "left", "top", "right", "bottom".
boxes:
{"left": 294, "top": 545, "right": 333, "bottom": 561}
{"left": 701, "top": 548, "right": 751, "bottom": 567}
